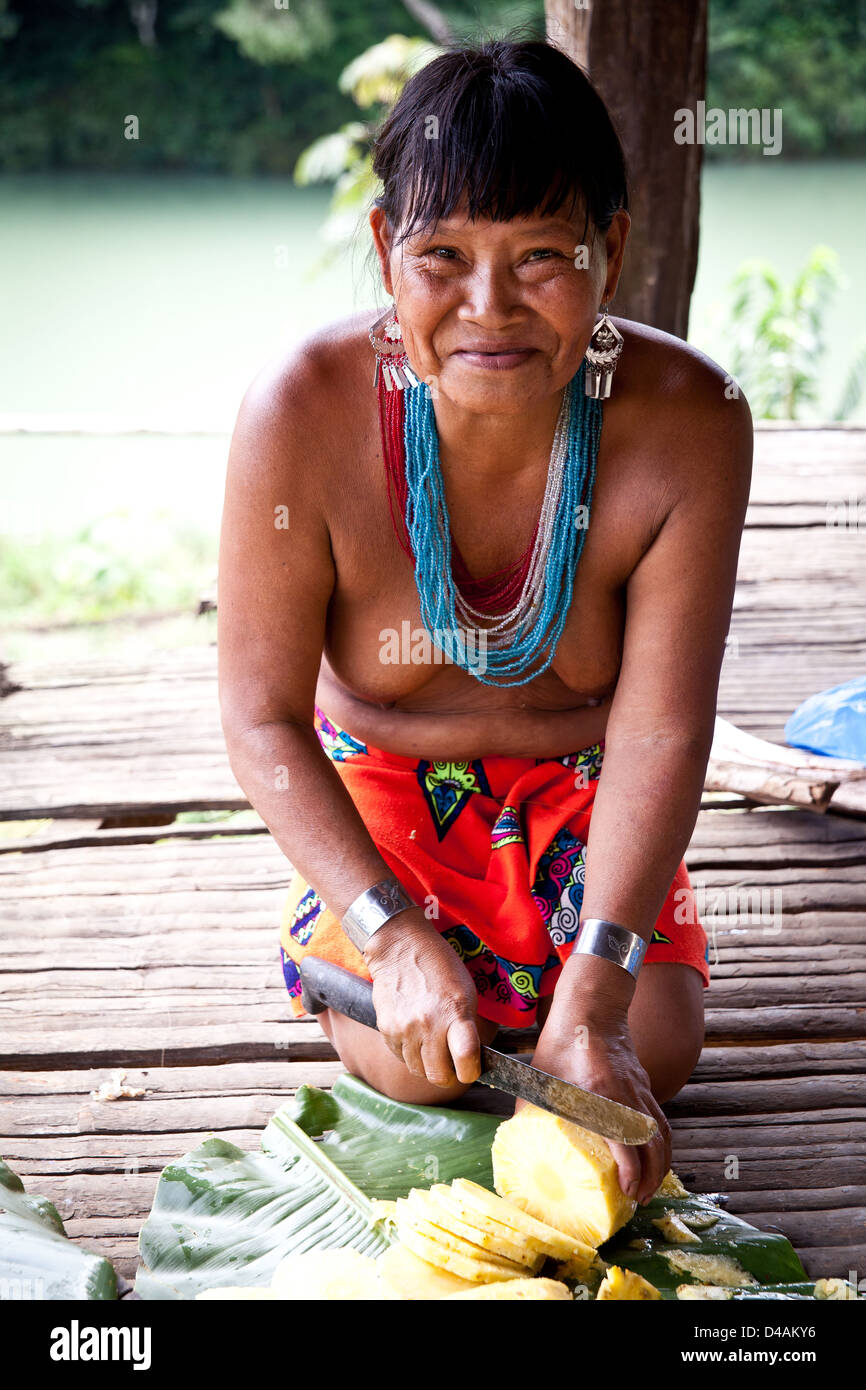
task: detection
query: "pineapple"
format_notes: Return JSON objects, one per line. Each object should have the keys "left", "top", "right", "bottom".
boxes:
{"left": 378, "top": 1244, "right": 477, "bottom": 1299}
{"left": 394, "top": 1200, "right": 527, "bottom": 1273}
{"left": 446, "top": 1278, "right": 573, "bottom": 1300}
{"left": 651, "top": 1210, "right": 701, "bottom": 1244}
{"left": 663, "top": 1251, "right": 757, "bottom": 1288}
{"left": 596, "top": 1266, "right": 663, "bottom": 1300}
{"left": 655, "top": 1170, "right": 691, "bottom": 1198}
{"left": 450, "top": 1178, "right": 594, "bottom": 1264}
{"left": 405, "top": 1188, "right": 544, "bottom": 1270}
{"left": 270, "top": 1248, "right": 392, "bottom": 1300}
{"left": 676, "top": 1284, "right": 734, "bottom": 1301}
{"left": 491, "top": 1104, "right": 637, "bottom": 1248}
{"left": 397, "top": 1225, "right": 526, "bottom": 1283}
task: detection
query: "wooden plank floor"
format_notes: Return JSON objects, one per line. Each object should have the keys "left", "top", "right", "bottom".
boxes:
{"left": 1, "top": 810, "right": 864, "bottom": 1281}
{"left": 1, "top": 425, "right": 864, "bottom": 1288}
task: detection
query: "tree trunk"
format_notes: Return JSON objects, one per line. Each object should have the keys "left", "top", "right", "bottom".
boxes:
{"left": 544, "top": 0, "right": 707, "bottom": 339}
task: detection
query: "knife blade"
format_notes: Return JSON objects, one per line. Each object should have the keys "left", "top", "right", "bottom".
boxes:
{"left": 298, "top": 955, "right": 657, "bottom": 1146}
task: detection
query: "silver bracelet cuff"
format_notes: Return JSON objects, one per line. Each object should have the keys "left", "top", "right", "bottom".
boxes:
{"left": 573, "top": 917, "right": 648, "bottom": 979}
{"left": 342, "top": 877, "right": 417, "bottom": 952}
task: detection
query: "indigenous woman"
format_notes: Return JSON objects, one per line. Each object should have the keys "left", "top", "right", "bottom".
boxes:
{"left": 218, "top": 40, "right": 753, "bottom": 1206}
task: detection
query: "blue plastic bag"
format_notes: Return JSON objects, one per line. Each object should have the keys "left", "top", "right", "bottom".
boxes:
{"left": 784, "top": 675, "right": 866, "bottom": 762}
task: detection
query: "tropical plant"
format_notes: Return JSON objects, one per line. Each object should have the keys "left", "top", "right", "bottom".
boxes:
{"left": 294, "top": 34, "right": 442, "bottom": 260}
{"left": 724, "top": 246, "right": 866, "bottom": 420}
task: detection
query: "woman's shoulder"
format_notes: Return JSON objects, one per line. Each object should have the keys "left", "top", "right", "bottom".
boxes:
{"left": 241, "top": 310, "right": 377, "bottom": 418}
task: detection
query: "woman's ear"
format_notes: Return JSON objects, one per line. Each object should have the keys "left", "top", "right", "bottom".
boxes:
{"left": 369, "top": 206, "right": 395, "bottom": 298}
{"left": 602, "top": 209, "right": 631, "bottom": 303}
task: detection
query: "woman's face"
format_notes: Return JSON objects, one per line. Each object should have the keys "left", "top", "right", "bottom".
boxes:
{"left": 370, "top": 197, "right": 630, "bottom": 417}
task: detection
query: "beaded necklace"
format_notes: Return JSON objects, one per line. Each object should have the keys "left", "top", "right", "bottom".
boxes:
{"left": 375, "top": 337, "right": 602, "bottom": 688}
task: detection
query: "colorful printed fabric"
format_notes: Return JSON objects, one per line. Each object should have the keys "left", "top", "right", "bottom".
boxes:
{"left": 279, "top": 704, "right": 711, "bottom": 1030}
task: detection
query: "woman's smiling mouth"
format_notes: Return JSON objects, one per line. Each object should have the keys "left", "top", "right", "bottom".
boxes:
{"left": 453, "top": 346, "right": 539, "bottom": 369}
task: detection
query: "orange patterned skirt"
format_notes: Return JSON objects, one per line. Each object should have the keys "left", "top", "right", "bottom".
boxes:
{"left": 280, "top": 705, "right": 710, "bottom": 1030}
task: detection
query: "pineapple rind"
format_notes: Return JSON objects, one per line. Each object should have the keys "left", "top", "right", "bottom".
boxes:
{"left": 651, "top": 1210, "right": 702, "bottom": 1244}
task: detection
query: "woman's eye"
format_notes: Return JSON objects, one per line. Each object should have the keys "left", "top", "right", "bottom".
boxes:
{"left": 425, "top": 246, "right": 458, "bottom": 260}
{"left": 527, "top": 248, "right": 559, "bottom": 261}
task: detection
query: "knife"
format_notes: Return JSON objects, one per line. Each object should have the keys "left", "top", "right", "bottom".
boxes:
{"left": 298, "top": 955, "right": 656, "bottom": 1146}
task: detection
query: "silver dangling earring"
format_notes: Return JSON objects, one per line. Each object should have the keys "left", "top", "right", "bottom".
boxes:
{"left": 584, "top": 301, "right": 624, "bottom": 399}
{"left": 369, "top": 305, "right": 419, "bottom": 392}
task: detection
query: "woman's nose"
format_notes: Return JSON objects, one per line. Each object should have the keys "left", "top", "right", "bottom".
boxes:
{"left": 458, "top": 266, "right": 521, "bottom": 325}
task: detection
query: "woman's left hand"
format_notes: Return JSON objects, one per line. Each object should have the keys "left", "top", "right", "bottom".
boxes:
{"left": 525, "top": 1006, "right": 671, "bottom": 1207}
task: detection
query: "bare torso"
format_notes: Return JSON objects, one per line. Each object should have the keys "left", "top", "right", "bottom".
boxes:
{"left": 309, "top": 312, "right": 692, "bottom": 760}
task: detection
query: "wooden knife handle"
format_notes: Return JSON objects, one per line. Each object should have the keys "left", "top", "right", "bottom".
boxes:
{"left": 299, "top": 957, "right": 379, "bottom": 1031}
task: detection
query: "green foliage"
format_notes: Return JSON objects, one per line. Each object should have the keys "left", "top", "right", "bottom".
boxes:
{"left": 0, "top": 0, "right": 862, "bottom": 173}
{"left": 724, "top": 246, "right": 866, "bottom": 419}
{"left": 0, "top": 512, "right": 216, "bottom": 625}
{"left": 213, "top": 0, "right": 334, "bottom": 66}
{"left": 708, "top": 0, "right": 866, "bottom": 158}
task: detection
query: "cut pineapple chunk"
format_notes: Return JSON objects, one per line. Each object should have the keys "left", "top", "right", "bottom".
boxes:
{"left": 814, "top": 1278, "right": 859, "bottom": 1300}
{"left": 270, "top": 1248, "right": 391, "bottom": 1300}
{"left": 676, "top": 1284, "right": 733, "bottom": 1301}
{"left": 398, "top": 1225, "right": 525, "bottom": 1283}
{"left": 405, "top": 1188, "right": 544, "bottom": 1270}
{"left": 664, "top": 1251, "right": 757, "bottom": 1288}
{"left": 195, "top": 1286, "right": 277, "bottom": 1300}
{"left": 450, "top": 1178, "right": 593, "bottom": 1263}
{"left": 378, "top": 1244, "right": 476, "bottom": 1299}
{"left": 446, "top": 1278, "right": 573, "bottom": 1300}
{"left": 680, "top": 1208, "right": 720, "bottom": 1231}
{"left": 651, "top": 1210, "right": 701, "bottom": 1244}
{"left": 655, "top": 1170, "right": 691, "bottom": 1198}
{"left": 492, "top": 1104, "right": 637, "bottom": 1248}
{"left": 596, "top": 1266, "right": 662, "bottom": 1301}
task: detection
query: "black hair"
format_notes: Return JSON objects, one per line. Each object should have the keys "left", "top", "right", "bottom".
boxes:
{"left": 371, "top": 38, "right": 629, "bottom": 248}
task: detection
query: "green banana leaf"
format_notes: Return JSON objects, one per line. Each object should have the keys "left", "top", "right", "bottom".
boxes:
{"left": 599, "top": 1195, "right": 809, "bottom": 1301}
{"left": 0, "top": 1158, "right": 117, "bottom": 1300}
{"left": 136, "top": 1073, "right": 836, "bottom": 1301}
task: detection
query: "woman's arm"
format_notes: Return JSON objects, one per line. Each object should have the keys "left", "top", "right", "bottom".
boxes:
{"left": 217, "top": 347, "right": 483, "bottom": 1086}
{"left": 534, "top": 366, "right": 754, "bottom": 1201}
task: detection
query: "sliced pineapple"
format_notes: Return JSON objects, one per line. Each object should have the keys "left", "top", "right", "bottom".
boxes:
{"left": 664, "top": 1251, "right": 757, "bottom": 1288}
{"left": 394, "top": 1201, "right": 526, "bottom": 1272}
{"left": 596, "top": 1266, "right": 663, "bottom": 1301}
{"left": 450, "top": 1178, "right": 594, "bottom": 1263}
{"left": 270, "top": 1248, "right": 392, "bottom": 1300}
{"left": 398, "top": 1225, "right": 526, "bottom": 1283}
{"left": 378, "top": 1243, "right": 476, "bottom": 1299}
{"left": 491, "top": 1104, "right": 637, "bottom": 1248}
{"left": 195, "top": 1286, "right": 278, "bottom": 1300}
{"left": 446, "top": 1278, "right": 573, "bottom": 1300}
{"left": 405, "top": 1188, "right": 544, "bottom": 1270}
{"left": 651, "top": 1210, "right": 701, "bottom": 1244}
{"left": 676, "top": 1284, "right": 734, "bottom": 1301}
{"left": 655, "top": 1170, "right": 691, "bottom": 1198}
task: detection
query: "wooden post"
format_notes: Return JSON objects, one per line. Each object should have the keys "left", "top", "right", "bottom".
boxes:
{"left": 544, "top": 0, "right": 708, "bottom": 339}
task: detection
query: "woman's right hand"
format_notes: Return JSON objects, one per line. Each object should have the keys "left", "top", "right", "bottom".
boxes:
{"left": 362, "top": 908, "right": 482, "bottom": 1088}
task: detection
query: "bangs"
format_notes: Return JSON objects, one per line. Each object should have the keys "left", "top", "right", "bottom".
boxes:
{"left": 372, "top": 40, "right": 628, "bottom": 246}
